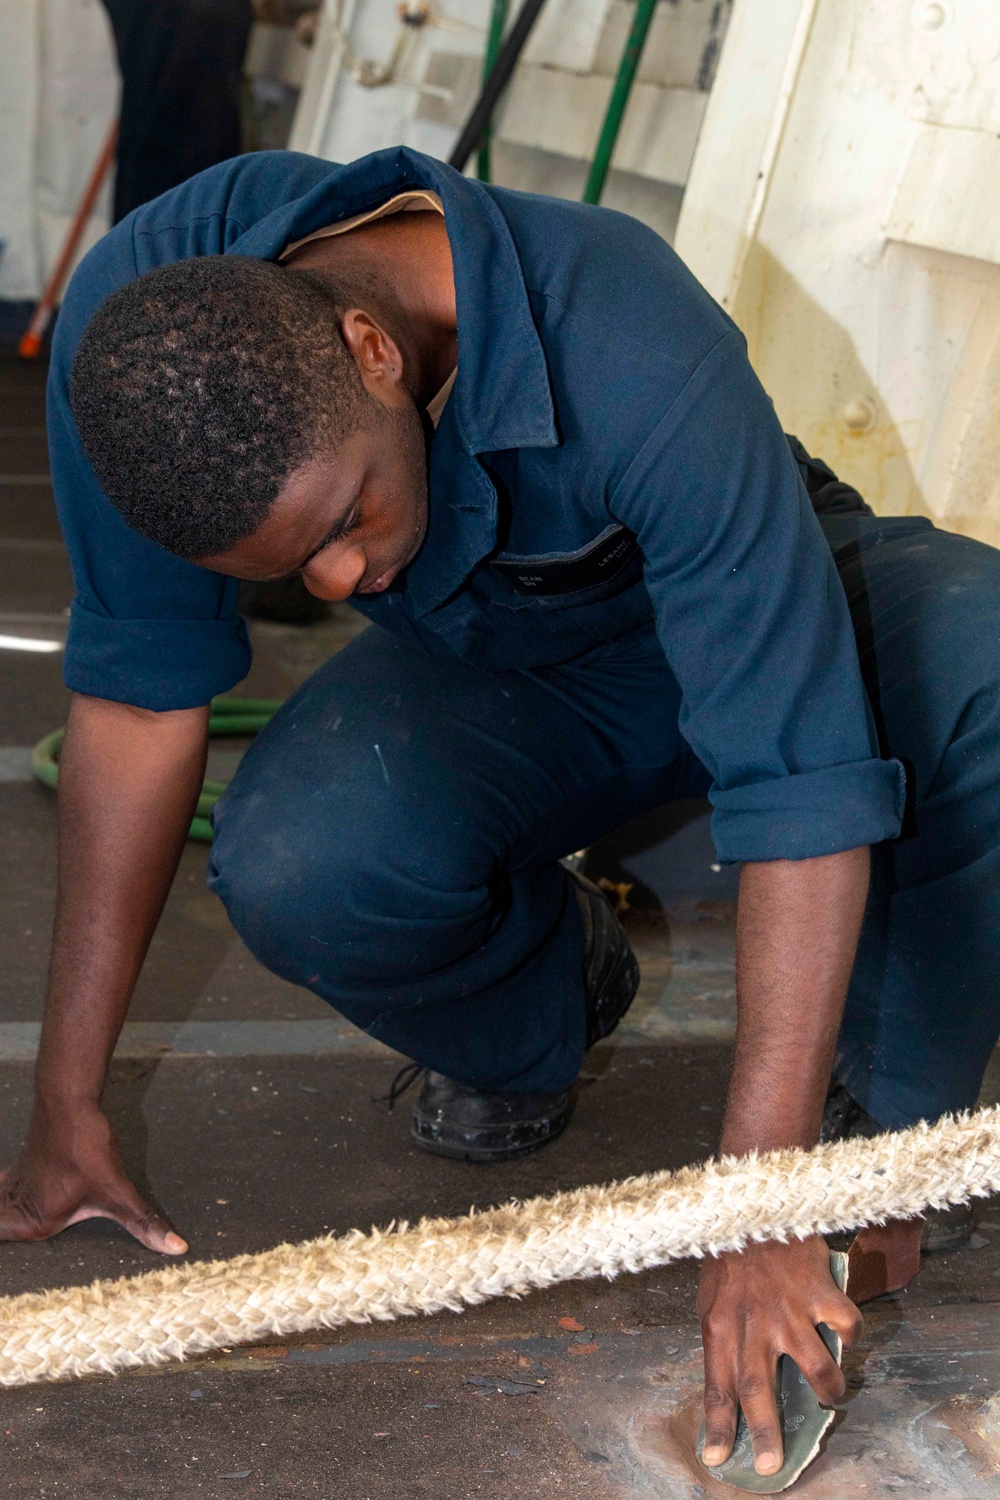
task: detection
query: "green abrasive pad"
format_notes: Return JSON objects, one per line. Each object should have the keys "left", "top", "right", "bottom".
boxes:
{"left": 696, "top": 1250, "right": 848, "bottom": 1493}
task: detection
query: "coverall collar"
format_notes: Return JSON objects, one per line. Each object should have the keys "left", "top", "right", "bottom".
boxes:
{"left": 232, "top": 146, "right": 558, "bottom": 457}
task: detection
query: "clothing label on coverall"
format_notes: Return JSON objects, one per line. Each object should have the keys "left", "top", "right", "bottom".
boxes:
{"left": 489, "top": 525, "right": 639, "bottom": 596}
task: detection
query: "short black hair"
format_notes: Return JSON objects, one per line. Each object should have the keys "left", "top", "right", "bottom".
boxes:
{"left": 70, "top": 255, "right": 379, "bottom": 559}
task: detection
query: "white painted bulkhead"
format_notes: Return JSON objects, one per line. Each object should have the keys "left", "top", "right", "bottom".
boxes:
{"left": 675, "top": 0, "right": 1000, "bottom": 545}
{"left": 290, "top": 0, "right": 732, "bottom": 245}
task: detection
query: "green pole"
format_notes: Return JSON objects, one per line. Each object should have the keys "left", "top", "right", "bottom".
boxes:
{"left": 582, "top": 0, "right": 658, "bottom": 205}
{"left": 476, "top": 0, "right": 510, "bottom": 182}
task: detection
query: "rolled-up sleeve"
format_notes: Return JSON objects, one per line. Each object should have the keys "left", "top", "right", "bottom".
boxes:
{"left": 611, "top": 329, "right": 905, "bottom": 862}
{"left": 64, "top": 601, "right": 251, "bottom": 709}
{"left": 48, "top": 226, "right": 252, "bottom": 711}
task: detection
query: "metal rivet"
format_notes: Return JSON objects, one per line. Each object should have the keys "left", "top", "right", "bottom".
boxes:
{"left": 912, "top": 1, "right": 947, "bottom": 28}
{"left": 843, "top": 397, "right": 875, "bottom": 431}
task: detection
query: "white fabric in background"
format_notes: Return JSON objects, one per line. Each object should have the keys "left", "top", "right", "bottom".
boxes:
{"left": 0, "top": 0, "right": 117, "bottom": 301}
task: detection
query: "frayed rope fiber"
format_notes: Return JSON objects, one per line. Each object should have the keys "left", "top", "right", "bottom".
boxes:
{"left": 4, "top": 1105, "right": 1000, "bottom": 1388}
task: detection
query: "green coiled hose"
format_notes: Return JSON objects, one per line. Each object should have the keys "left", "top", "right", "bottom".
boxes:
{"left": 30, "top": 696, "right": 282, "bottom": 843}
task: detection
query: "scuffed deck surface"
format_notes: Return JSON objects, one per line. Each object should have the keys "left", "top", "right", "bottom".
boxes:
{"left": 2, "top": 348, "right": 999, "bottom": 1499}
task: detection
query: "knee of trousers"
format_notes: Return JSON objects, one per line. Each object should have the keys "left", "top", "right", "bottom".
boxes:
{"left": 207, "top": 766, "right": 497, "bottom": 994}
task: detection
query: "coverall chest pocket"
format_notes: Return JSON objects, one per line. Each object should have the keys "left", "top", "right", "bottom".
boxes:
{"left": 485, "top": 524, "right": 643, "bottom": 611}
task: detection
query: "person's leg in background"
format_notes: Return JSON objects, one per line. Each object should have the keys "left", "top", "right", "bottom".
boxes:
{"left": 825, "top": 514, "right": 1000, "bottom": 1132}
{"left": 101, "top": 0, "right": 252, "bottom": 223}
{"left": 209, "top": 623, "right": 708, "bottom": 1097}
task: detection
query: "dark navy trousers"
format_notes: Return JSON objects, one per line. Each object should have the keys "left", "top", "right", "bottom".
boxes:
{"left": 209, "top": 514, "right": 1000, "bottom": 1128}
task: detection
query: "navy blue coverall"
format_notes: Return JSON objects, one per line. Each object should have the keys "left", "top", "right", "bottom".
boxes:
{"left": 48, "top": 148, "right": 1000, "bottom": 1129}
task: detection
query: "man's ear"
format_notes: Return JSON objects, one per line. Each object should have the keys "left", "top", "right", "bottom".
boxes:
{"left": 340, "top": 309, "right": 409, "bottom": 408}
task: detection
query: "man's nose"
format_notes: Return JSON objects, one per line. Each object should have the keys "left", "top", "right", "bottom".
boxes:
{"left": 302, "top": 545, "right": 367, "bottom": 601}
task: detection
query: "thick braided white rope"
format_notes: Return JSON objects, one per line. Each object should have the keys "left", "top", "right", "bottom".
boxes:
{"left": 3, "top": 1105, "right": 1000, "bottom": 1388}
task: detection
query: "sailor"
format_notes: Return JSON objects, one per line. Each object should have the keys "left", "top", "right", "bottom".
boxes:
{"left": 5, "top": 147, "right": 999, "bottom": 1478}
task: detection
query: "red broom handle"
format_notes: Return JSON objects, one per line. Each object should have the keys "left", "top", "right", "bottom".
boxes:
{"left": 19, "top": 120, "right": 119, "bottom": 360}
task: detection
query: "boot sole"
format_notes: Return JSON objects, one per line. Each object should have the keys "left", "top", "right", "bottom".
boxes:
{"left": 411, "top": 1108, "right": 572, "bottom": 1163}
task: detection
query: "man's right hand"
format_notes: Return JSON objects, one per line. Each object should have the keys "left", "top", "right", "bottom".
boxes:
{"left": 9, "top": 693, "right": 209, "bottom": 1260}
{"left": 0, "top": 1101, "right": 187, "bottom": 1254}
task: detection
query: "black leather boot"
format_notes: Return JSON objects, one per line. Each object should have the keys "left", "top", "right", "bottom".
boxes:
{"left": 411, "top": 870, "right": 639, "bottom": 1162}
